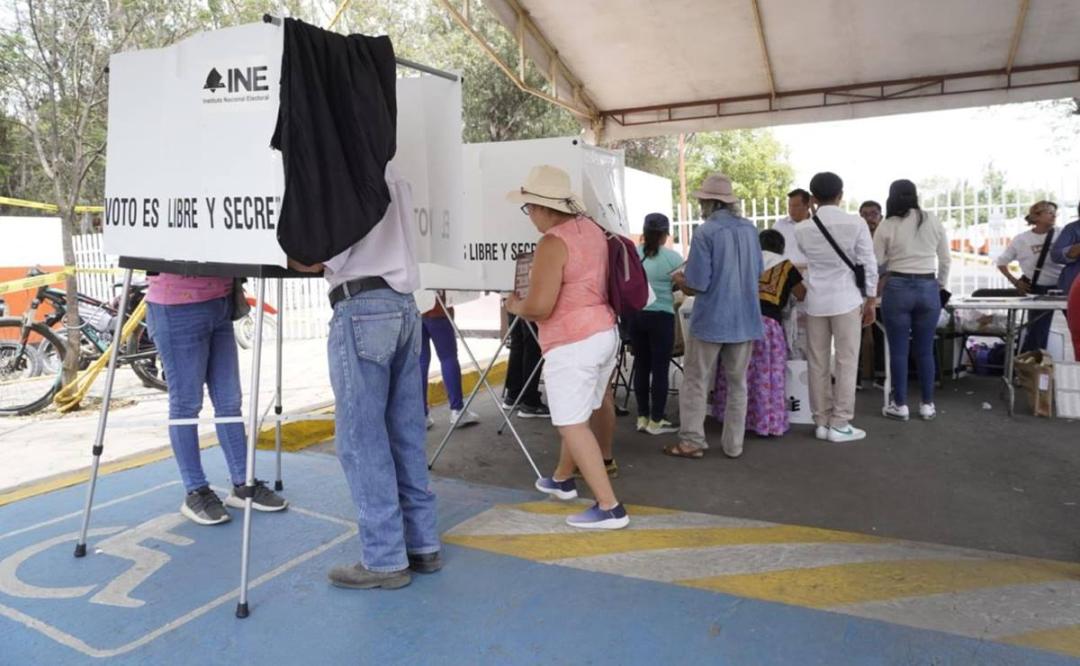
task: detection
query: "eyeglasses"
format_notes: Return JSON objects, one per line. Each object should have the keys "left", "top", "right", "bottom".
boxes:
{"left": 520, "top": 203, "right": 532, "bottom": 216}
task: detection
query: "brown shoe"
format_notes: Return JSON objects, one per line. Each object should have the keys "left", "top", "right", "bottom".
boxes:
{"left": 328, "top": 562, "right": 411, "bottom": 590}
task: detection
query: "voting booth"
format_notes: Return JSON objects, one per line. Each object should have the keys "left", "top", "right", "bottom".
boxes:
{"left": 76, "top": 18, "right": 479, "bottom": 619}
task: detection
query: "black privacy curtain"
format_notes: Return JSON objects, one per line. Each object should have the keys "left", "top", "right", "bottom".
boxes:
{"left": 271, "top": 18, "right": 398, "bottom": 265}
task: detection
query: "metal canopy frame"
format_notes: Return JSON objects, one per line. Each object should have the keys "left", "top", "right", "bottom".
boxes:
{"left": 449, "top": 0, "right": 1080, "bottom": 139}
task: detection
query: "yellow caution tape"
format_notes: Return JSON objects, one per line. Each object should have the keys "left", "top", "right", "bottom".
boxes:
{"left": 0, "top": 269, "right": 74, "bottom": 296}
{"left": 0, "top": 196, "right": 104, "bottom": 214}
{"left": 54, "top": 299, "right": 148, "bottom": 413}
{"left": 0, "top": 267, "right": 144, "bottom": 295}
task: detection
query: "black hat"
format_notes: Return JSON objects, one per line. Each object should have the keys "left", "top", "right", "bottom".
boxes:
{"left": 643, "top": 213, "right": 670, "bottom": 232}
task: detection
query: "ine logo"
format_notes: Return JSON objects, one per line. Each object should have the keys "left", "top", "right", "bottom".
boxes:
{"left": 201, "top": 65, "right": 269, "bottom": 94}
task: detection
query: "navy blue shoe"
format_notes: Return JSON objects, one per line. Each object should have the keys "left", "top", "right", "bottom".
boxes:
{"left": 534, "top": 476, "right": 578, "bottom": 500}
{"left": 566, "top": 503, "right": 629, "bottom": 530}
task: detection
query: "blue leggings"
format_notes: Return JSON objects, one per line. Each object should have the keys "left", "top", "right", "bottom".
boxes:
{"left": 420, "top": 316, "right": 463, "bottom": 412}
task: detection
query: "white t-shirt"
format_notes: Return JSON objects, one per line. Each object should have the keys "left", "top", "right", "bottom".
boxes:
{"left": 795, "top": 206, "right": 878, "bottom": 317}
{"left": 323, "top": 165, "right": 421, "bottom": 295}
{"left": 773, "top": 216, "right": 808, "bottom": 267}
{"left": 996, "top": 228, "right": 1064, "bottom": 288}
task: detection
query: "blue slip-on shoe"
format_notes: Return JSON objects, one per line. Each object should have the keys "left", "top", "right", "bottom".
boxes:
{"left": 534, "top": 476, "right": 578, "bottom": 500}
{"left": 566, "top": 502, "right": 630, "bottom": 530}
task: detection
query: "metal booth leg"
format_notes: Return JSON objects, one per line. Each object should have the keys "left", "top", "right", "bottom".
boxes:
{"left": 274, "top": 278, "right": 284, "bottom": 491}
{"left": 236, "top": 278, "right": 267, "bottom": 618}
{"left": 75, "top": 268, "right": 134, "bottom": 558}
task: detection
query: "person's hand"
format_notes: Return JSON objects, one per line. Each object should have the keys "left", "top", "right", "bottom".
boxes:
{"left": 288, "top": 258, "right": 324, "bottom": 273}
{"left": 1015, "top": 279, "right": 1031, "bottom": 295}
{"left": 671, "top": 271, "right": 687, "bottom": 289}
{"left": 505, "top": 293, "right": 523, "bottom": 315}
{"left": 862, "top": 301, "right": 876, "bottom": 327}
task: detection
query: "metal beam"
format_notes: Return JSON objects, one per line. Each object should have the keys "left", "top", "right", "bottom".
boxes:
{"left": 1005, "top": 0, "right": 1031, "bottom": 75}
{"left": 602, "top": 60, "right": 1080, "bottom": 128}
{"left": 749, "top": 0, "right": 777, "bottom": 102}
{"left": 434, "top": 0, "right": 599, "bottom": 121}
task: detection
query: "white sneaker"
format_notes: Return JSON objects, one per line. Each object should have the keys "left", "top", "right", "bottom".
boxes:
{"left": 919, "top": 403, "right": 937, "bottom": 420}
{"left": 814, "top": 426, "right": 829, "bottom": 440}
{"left": 645, "top": 419, "right": 678, "bottom": 435}
{"left": 425, "top": 415, "right": 434, "bottom": 430}
{"left": 882, "top": 402, "right": 910, "bottom": 421}
{"left": 827, "top": 425, "right": 867, "bottom": 443}
{"left": 450, "top": 409, "right": 480, "bottom": 427}
{"left": 636, "top": 416, "right": 648, "bottom": 432}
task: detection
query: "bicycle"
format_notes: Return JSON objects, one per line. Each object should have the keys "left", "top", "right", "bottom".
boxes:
{"left": 0, "top": 269, "right": 165, "bottom": 416}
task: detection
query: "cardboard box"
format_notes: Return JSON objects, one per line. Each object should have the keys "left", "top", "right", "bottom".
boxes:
{"left": 1055, "top": 362, "right": 1080, "bottom": 420}
{"left": 1014, "top": 351, "right": 1054, "bottom": 418}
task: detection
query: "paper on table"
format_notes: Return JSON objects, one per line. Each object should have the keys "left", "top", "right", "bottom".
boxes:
{"left": 514, "top": 251, "right": 534, "bottom": 299}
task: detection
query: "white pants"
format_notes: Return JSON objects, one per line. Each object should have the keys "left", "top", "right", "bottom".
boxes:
{"left": 542, "top": 328, "right": 619, "bottom": 426}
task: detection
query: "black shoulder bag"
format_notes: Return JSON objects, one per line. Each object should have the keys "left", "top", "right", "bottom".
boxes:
{"left": 812, "top": 214, "right": 866, "bottom": 295}
{"left": 1023, "top": 227, "right": 1056, "bottom": 293}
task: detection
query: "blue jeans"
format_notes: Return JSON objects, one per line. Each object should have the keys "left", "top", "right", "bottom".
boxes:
{"left": 629, "top": 311, "right": 675, "bottom": 421}
{"left": 146, "top": 298, "right": 248, "bottom": 492}
{"left": 328, "top": 289, "right": 439, "bottom": 572}
{"left": 1020, "top": 285, "right": 1054, "bottom": 354}
{"left": 881, "top": 277, "right": 940, "bottom": 406}
{"left": 420, "top": 317, "right": 463, "bottom": 412}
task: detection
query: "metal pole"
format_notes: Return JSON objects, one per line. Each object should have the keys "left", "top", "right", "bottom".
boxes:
{"left": 75, "top": 268, "right": 134, "bottom": 557}
{"left": 497, "top": 318, "right": 542, "bottom": 435}
{"left": 236, "top": 278, "right": 266, "bottom": 619}
{"left": 274, "top": 278, "right": 284, "bottom": 491}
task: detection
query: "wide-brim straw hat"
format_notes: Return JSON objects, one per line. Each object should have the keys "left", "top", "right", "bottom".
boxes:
{"left": 506, "top": 165, "right": 586, "bottom": 215}
{"left": 692, "top": 172, "right": 738, "bottom": 204}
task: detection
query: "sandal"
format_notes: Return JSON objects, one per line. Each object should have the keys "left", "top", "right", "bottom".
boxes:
{"left": 663, "top": 443, "right": 704, "bottom": 459}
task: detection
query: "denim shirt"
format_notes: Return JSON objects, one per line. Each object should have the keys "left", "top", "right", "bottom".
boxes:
{"left": 684, "top": 210, "right": 764, "bottom": 343}
{"left": 1050, "top": 219, "right": 1080, "bottom": 293}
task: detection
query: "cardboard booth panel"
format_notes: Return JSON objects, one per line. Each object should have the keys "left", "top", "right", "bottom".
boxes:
{"left": 625, "top": 168, "right": 674, "bottom": 235}
{"left": 103, "top": 23, "right": 286, "bottom": 266}
{"left": 465, "top": 137, "right": 631, "bottom": 291}
{"left": 102, "top": 22, "right": 471, "bottom": 277}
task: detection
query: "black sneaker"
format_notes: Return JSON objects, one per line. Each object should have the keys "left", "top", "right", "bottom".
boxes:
{"left": 180, "top": 486, "right": 230, "bottom": 526}
{"left": 408, "top": 551, "right": 443, "bottom": 574}
{"left": 517, "top": 403, "right": 551, "bottom": 419}
{"left": 225, "top": 480, "right": 288, "bottom": 512}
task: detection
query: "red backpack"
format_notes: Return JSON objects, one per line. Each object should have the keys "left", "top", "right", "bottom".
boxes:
{"left": 595, "top": 223, "right": 649, "bottom": 315}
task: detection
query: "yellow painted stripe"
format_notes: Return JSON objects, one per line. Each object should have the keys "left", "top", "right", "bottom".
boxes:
{"left": 1002, "top": 624, "right": 1080, "bottom": 658}
{"left": 500, "top": 501, "right": 678, "bottom": 517}
{"left": 444, "top": 525, "right": 882, "bottom": 561}
{"left": 679, "top": 558, "right": 1080, "bottom": 608}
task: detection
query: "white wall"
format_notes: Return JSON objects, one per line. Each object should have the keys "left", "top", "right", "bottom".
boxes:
{"left": 0, "top": 217, "right": 64, "bottom": 266}
{"left": 624, "top": 168, "right": 673, "bottom": 235}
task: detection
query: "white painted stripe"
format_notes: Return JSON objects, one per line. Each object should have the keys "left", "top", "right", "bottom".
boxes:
{"left": 445, "top": 507, "right": 772, "bottom": 537}
{"left": 0, "top": 481, "right": 181, "bottom": 542}
{"left": 836, "top": 581, "right": 1080, "bottom": 640}
{"left": 551, "top": 541, "right": 984, "bottom": 583}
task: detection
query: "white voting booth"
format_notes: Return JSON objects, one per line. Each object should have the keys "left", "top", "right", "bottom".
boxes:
{"left": 76, "top": 18, "right": 478, "bottom": 619}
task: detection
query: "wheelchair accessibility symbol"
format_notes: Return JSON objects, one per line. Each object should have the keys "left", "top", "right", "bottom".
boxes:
{"left": 0, "top": 514, "right": 192, "bottom": 608}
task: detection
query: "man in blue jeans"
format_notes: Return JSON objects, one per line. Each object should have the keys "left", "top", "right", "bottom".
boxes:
{"left": 291, "top": 166, "right": 440, "bottom": 590}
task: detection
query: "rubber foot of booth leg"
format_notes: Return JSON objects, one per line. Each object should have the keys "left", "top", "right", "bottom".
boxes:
{"left": 235, "top": 602, "right": 250, "bottom": 619}
{"left": 74, "top": 543, "right": 87, "bottom": 558}
{"left": 274, "top": 480, "right": 283, "bottom": 491}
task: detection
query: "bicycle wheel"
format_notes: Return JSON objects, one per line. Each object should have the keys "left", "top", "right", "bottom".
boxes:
{"left": 0, "top": 318, "right": 68, "bottom": 415}
{"left": 126, "top": 324, "right": 167, "bottom": 391}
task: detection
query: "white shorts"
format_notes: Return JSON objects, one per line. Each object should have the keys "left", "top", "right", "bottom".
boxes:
{"left": 542, "top": 327, "right": 619, "bottom": 426}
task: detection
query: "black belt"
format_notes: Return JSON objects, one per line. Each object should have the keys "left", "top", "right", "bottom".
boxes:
{"left": 328, "top": 277, "right": 390, "bottom": 307}
{"left": 889, "top": 272, "right": 935, "bottom": 280}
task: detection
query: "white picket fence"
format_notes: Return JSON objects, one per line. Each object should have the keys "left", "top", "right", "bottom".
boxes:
{"left": 72, "top": 234, "right": 332, "bottom": 339}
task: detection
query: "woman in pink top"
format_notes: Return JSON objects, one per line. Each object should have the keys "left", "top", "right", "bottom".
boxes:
{"left": 505, "top": 165, "right": 628, "bottom": 530}
{"left": 146, "top": 273, "right": 287, "bottom": 525}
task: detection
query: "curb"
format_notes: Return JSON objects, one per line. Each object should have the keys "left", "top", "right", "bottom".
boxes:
{"left": 0, "top": 357, "right": 508, "bottom": 506}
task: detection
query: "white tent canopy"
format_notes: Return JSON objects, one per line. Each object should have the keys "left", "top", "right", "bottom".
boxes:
{"left": 470, "top": 0, "right": 1080, "bottom": 140}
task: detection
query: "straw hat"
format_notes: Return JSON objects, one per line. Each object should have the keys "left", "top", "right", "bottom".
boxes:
{"left": 692, "top": 172, "right": 738, "bottom": 204}
{"left": 506, "top": 165, "right": 586, "bottom": 215}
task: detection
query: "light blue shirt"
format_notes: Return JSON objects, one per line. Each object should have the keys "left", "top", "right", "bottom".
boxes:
{"left": 683, "top": 210, "right": 764, "bottom": 343}
{"left": 637, "top": 246, "right": 683, "bottom": 315}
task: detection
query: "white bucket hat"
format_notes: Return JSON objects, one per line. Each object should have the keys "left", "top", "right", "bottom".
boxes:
{"left": 506, "top": 165, "right": 586, "bottom": 215}
{"left": 692, "top": 172, "right": 739, "bottom": 204}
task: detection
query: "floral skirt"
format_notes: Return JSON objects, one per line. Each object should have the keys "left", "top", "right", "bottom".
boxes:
{"left": 711, "top": 316, "right": 789, "bottom": 436}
